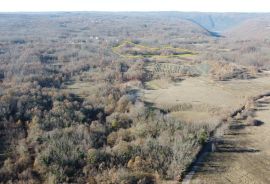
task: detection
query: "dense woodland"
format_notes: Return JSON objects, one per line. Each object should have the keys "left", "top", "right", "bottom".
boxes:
{"left": 0, "top": 12, "right": 270, "bottom": 183}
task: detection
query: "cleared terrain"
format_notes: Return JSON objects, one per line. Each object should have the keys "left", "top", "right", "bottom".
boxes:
{"left": 142, "top": 71, "right": 270, "bottom": 123}
{"left": 188, "top": 96, "right": 270, "bottom": 184}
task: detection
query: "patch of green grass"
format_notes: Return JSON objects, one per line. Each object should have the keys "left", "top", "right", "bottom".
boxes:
{"left": 112, "top": 40, "right": 196, "bottom": 59}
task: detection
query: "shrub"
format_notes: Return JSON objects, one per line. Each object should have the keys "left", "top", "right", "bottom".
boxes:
{"left": 141, "top": 138, "right": 172, "bottom": 175}
{"left": 116, "top": 95, "right": 133, "bottom": 113}
{"left": 107, "top": 132, "right": 118, "bottom": 146}
{"left": 118, "top": 171, "right": 156, "bottom": 184}
{"left": 127, "top": 156, "right": 146, "bottom": 171}
{"left": 198, "top": 130, "right": 208, "bottom": 145}
{"left": 111, "top": 120, "right": 119, "bottom": 129}
{"left": 106, "top": 113, "right": 132, "bottom": 130}
{"left": 87, "top": 149, "right": 99, "bottom": 164}
{"left": 112, "top": 141, "right": 133, "bottom": 164}
{"left": 87, "top": 148, "right": 108, "bottom": 165}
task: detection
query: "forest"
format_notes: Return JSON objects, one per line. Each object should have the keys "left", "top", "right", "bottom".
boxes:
{"left": 1, "top": 12, "right": 270, "bottom": 183}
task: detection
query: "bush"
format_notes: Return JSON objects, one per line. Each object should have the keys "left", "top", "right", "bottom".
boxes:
{"left": 107, "top": 132, "right": 118, "bottom": 146}
{"left": 87, "top": 148, "right": 108, "bottom": 165}
{"left": 118, "top": 171, "right": 156, "bottom": 184}
{"left": 112, "top": 141, "right": 133, "bottom": 164}
{"left": 106, "top": 113, "right": 132, "bottom": 130}
{"left": 198, "top": 130, "right": 208, "bottom": 145}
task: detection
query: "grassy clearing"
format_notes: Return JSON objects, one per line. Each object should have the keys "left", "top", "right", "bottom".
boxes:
{"left": 63, "top": 80, "right": 99, "bottom": 99}
{"left": 170, "top": 111, "right": 216, "bottom": 123}
{"left": 145, "top": 79, "right": 173, "bottom": 90}
{"left": 112, "top": 41, "right": 196, "bottom": 59}
{"left": 142, "top": 72, "right": 270, "bottom": 123}
{"left": 190, "top": 96, "right": 270, "bottom": 184}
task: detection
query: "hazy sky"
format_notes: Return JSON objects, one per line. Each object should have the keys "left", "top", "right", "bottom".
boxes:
{"left": 0, "top": 0, "right": 269, "bottom": 12}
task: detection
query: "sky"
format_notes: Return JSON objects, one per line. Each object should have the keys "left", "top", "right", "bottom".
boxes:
{"left": 0, "top": 0, "right": 269, "bottom": 12}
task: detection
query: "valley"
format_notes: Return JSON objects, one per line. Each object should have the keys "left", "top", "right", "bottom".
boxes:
{"left": 0, "top": 12, "right": 270, "bottom": 183}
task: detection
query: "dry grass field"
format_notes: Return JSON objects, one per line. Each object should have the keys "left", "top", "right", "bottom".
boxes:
{"left": 142, "top": 71, "right": 270, "bottom": 123}
{"left": 188, "top": 96, "right": 270, "bottom": 184}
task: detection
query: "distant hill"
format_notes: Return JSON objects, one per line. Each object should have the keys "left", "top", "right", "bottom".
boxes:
{"left": 225, "top": 18, "right": 270, "bottom": 40}
{"left": 0, "top": 12, "right": 212, "bottom": 44}
{"left": 84, "top": 12, "right": 215, "bottom": 39}
{"left": 177, "top": 13, "right": 260, "bottom": 32}
{"left": 127, "top": 12, "right": 270, "bottom": 34}
{"left": 1, "top": 12, "right": 269, "bottom": 41}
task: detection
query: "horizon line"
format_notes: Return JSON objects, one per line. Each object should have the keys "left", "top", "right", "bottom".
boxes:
{"left": 0, "top": 10, "right": 269, "bottom": 14}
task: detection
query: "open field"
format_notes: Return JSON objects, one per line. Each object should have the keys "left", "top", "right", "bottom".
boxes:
{"left": 112, "top": 41, "right": 196, "bottom": 59}
{"left": 188, "top": 96, "right": 270, "bottom": 184}
{"left": 142, "top": 72, "right": 270, "bottom": 122}
{"left": 170, "top": 111, "right": 217, "bottom": 123}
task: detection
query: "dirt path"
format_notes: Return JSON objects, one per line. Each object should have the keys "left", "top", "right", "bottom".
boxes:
{"left": 184, "top": 96, "right": 270, "bottom": 184}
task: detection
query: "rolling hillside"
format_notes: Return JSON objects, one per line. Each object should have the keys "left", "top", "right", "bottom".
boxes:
{"left": 225, "top": 18, "right": 270, "bottom": 40}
